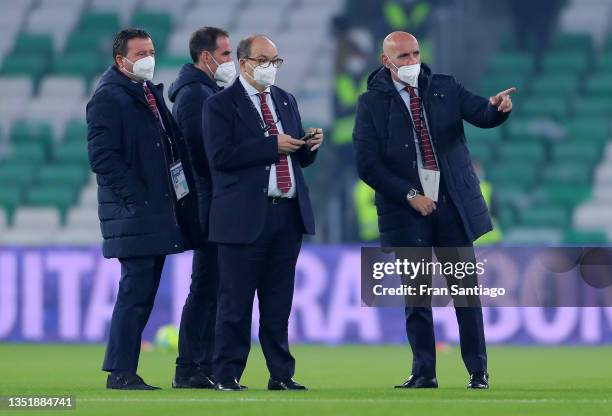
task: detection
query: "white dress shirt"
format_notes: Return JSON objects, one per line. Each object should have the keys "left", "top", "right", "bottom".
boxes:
{"left": 393, "top": 79, "right": 439, "bottom": 169}
{"left": 239, "top": 75, "right": 296, "bottom": 198}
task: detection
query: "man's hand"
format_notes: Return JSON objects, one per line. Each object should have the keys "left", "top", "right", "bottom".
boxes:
{"left": 277, "top": 133, "right": 304, "bottom": 154}
{"left": 303, "top": 127, "right": 324, "bottom": 151}
{"left": 408, "top": 194, "right": 437, "bottom": 216}
{"left": 489, "top": 87, "right": 516, "bottom": 113}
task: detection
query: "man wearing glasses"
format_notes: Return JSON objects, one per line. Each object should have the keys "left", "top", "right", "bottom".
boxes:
{"left": 203, "top": 34, "right": 324, "bottom": 391}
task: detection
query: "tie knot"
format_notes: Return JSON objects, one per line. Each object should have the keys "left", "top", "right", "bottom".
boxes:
{"left": 257, "top": 92, "right": 268, "bottom": 102}
{"left": 405, "top": 85, "right": 417, "bottom": 98}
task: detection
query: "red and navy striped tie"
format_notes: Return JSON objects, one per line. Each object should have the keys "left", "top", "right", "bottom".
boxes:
{"left": 406, "top": 85, "right": 438, "bottom": 171}
{"left": 257, "top": 92, "right": 292, "bottom": 193}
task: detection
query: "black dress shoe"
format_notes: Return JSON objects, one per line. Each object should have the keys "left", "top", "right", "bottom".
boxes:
{"left": 215, "top": 379, "right": 247, "bottom": 391}
{"left": 268, "top": 378, "right": 307, "bottom": 391}
{"left": 394, "top": 375, "right": 438, "bottom": 389}
{"left": 467, "top": 372, "right": 489, "bottom": 389}
{"left": 107, "top": 373, "right": 161, "bottom": 390}
{"left": 172, "top": 369, "right": 215, "bottom": 389}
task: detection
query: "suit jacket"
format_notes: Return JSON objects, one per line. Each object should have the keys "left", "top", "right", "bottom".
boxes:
{"left": 353, "top": 64, "right": 510, "bottom": 242}
{"left": 203, "top": 78, "right": 316, "bottom": 244}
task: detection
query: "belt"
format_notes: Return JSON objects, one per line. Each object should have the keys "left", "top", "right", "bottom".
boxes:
{"left": 269, "top": 196, "right": 295, "bottom": 205}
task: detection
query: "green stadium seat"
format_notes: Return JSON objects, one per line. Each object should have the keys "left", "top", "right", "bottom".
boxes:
{"left": 53, "top": 52, "right": 103, "bottom": 79}
{"left": 563, "top": 229, "right": 608, "bottom": 245}
{"left": 77, "top": 12, "right": 120, "bottom": 39}
{"left": 487, "top": 52, "right": 534, "bottom": 75}
{"left": 573, "top": 97, "right": 612, "bottom": 117}
{"left": 530, "top": 75, "right": 580, "bottom": 98}
{"left": 132, "top": 12, "right": 173, "bottom": 52}
{"left": 0, "top": 54, "right": 50, "bottom": 80}
{"left": 493, "top": 186, "right": 525, "bottom": 207}
{"left": 64, "top": 32, "right": 105, "bottom": 54}
{"left": 552, "top": 140, "right": 602, "bottom": 164}
{"left": 478, "top": 74, "right": 527, "bottom": 99}
{"left": 24, "top": 185, "right": 78, "bottom": 216}
{"left": 497, "top": 141, "right": 547, "bottom": 163}
{"left": 8, "top": 142, "right": 48, "bottom": 164}
{"left": 542, "top": 52, "right": 590, "bottom": 74}
{"left": 36, "top": 163, "right": 89, "bottom": 188}
{"left": 12, "top": 34, "right": 54, "bottom": 58}
{"left": 506, "top": 118, "right": 548, "bottom": 141}
{"left": 464, "top": 122, "right": 502, "bottom": 144}
{"left": 157, "top": 55, "right": 188, "bottom": 69}
{"left": 550, "top": 32, "right": 593, "bottom": 53}
{"left": 585, "top": 75, "right": 612, "bottom": 98}
{"left": 468, "top": 143, "right": 494, "bottom": 166}
{"left": 542, "top": 162, "right": 591, "bottom": 186}
{"left": 520, "top": 97, "right": 569, "bottom": 119}
{"left": 489, "top": 162, "right": 538, "bottom": 188}
{"left": 503, "top": 226, "right": 563, "bottom": 244}
{"left": 0, "top": 162, "right": 38, "bottom": 187}
{"left": 497, "top": 206, "right": 516, "bottom": 229}
{"left": 0, "top": 185, "right": 24, "bottom": 216}
{"left": 534, "top": 184, "right": 591, "bottom": 209}
{"left": 54, "top": 141, "right": 89, "bottom": 166}
{"left": 596, "top": 53, "right": 612, "bottom": 73}
{"left": 10, "top": 120, "right": 54, "bottom": 151}
{"left": 63, "top": 120, "right": 88, "bottom": 142}
{"left": 518, "top": 203, "right": 568, "bottom": 228}
{"left": 564, "top": 118, "right": 609, "bottom": 142}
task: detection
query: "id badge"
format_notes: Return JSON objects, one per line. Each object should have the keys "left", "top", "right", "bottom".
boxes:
{"left": 170, "top": 160, "right": 189, "bottom": 201}
{"left": 418, "top": 168, "right": 440, "bottom": 202}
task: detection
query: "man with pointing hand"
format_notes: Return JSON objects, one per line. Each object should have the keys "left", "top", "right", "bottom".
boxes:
{"left": 353, "top": 31, "right": 513, "bottom": 389}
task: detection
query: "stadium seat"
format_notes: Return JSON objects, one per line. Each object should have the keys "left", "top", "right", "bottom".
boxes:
{"left": 563, "top": 229, "right": 608, "bottom": 245}
{"left": 488, "top": 162, "right": 538, "bottom": 188}
{"left": 54, "top": 141, "right": 88, "bottom": 166}
{"left": 8, "top": 142, "right": 48, "bottom": 164}
{"left": 550, "top": 32, "right": 593, "bottom": 53}
{"left": 585, "top": 75, "right": 612, "bottom": 98}
{"left": 573, "top": 97, "right": 612, "bottom": 118}
{"left": 542, "top": 162, "right": 591, "bottom": 186}
{"left": 0, "top": 54, "right": 50, "bottom": 81}
{"left": 530, "top": 74, "right": 580, "bottom": 99}
{"left": 0, "top": 162, "right": 38, "bottom": 188}
{"left": 36, "top": 163, "right": 89, "bottom": 188}
{"left": 0, "top": 185, "right": 24, "bottom": 217}
{"left": 503, "top": 226, "right": 562, "bottom": 244}
{"left": 518, "top": 203, "right": 568, "bottom": 228}
{"left": 564, "top": 118, "right": 609, "bottom": 143}
{"left": 12, "top": 34, "right": 54, "bottom": 58}
{"left": 542, "top": 52, "right": 590, "bottom": 74}
{"left": 520, "top": 97, "right": 569, "bottom": 120}
{"left": 486, "top": 52, "right": 534, "bottom": 76}
{"left": 552, "top": 140, "right": 603, "bottom": 164}
{"left": 497, "top": 141, "right": 547, "bottom": 164}
{"left": 52, "top": 51, "right": 103, "bottom": 80}
{"left": 10, "top": 120, "right": 54, "bottom": 150}
{"left": 24, "top": 185, "right": 78, "bottom": 217}
{"left": 62, "top": 120, "right": 87, "bottom": 142}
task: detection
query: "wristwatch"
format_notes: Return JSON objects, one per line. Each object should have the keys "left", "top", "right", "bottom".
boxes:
{"left": 407, "top": 189, "right": 419, "bottom": 200}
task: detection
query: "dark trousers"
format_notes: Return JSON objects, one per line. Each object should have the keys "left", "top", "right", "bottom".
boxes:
{"left": 176, "top": 242, "right": 219, "bottom": 376}
{"left": 380, "top": 179, "right": 487, "bottom": 378}
{"left": 213, "top": 199, "right": 303, "bottom": 383}
{"left": 103, "top": 255, "right": 166, "bottom": 373}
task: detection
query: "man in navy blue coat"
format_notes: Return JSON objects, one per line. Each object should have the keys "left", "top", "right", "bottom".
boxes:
{"left": 87, "top": 29, "right": 199, "bottom": 390}
{"left": 353, "top": 32, "right": 514, "bottom": 389}
{"left": 203, "top": 35, "right": 323, "bottom": 391}
{"left": 167, "top": 27, "right": 234, "bottom": 389}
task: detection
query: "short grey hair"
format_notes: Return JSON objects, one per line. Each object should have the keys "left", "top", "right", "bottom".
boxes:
{"left": 236, "top": 34, "right": 269, "bottom": 59}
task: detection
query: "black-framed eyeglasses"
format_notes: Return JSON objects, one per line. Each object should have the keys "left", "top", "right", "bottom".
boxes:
{"left": 244, "top": 57, "right": 284, "bottom": 68}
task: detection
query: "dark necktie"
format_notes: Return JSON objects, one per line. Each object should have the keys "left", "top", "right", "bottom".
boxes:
{"left": 257, "top": 92, "right": 292, "bottom": 193}
{"left": 406, "top": 85, "right": 438, "bottom": 171}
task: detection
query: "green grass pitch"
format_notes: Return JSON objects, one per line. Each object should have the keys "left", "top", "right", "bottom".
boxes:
{"left": 0, "top": 344, "right": 610, "bottom": 415}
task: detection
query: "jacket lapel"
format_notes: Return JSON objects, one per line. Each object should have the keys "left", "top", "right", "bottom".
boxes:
{"left": 270, "top": 87, "right": 297, "bottom": 138}
{"left": 230, "top": 79, "right": 266, "bottom": 138}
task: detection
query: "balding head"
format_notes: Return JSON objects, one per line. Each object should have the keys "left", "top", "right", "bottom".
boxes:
{"left": 381, "top": 31, "right": 420, "bottom": 83}
{"left": 238, "top": 34, "right": 279, "bottom": 91}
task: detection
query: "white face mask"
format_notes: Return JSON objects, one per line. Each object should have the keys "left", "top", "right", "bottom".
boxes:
{"left": 207, "top": 56, "right": 236, "bottom": 83}
{"left": 247, "top": 62, "right": 277, "bottom": 88}
{"left": 123, "top": 56, "right": 155, "bottom": 81}
{"left": 389, "top": 60, "right": 420, "bottom": 87}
